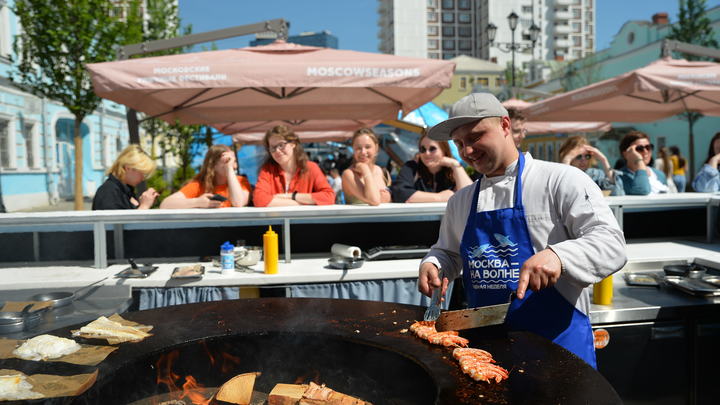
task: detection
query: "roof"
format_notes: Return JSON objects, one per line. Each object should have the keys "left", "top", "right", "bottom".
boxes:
{"left": 451, "top": 55, "right": 504, "bottom": 73}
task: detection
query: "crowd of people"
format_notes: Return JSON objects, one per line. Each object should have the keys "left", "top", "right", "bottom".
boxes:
{"left": 92, "top": 120, "right": 720, "bottom": 211}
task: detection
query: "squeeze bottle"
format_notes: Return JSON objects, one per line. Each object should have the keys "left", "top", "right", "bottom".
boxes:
{"left": 592, "top": 275, "right": 613, "bottom": 305}
{"left": 220, "top": 241, "right": 235, "bottom": 275}
{"left": 263, "top": 226, "right": 279, "bottom": 274}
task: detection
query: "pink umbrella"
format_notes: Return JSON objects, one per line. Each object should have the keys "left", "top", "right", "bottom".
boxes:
{"left": 523, "top": 58, "right": 720, "bottom": 122}
{"left": 225, "top": 119, "right": 380, "bottom": 144}
{"left": 86, "top": 41, "right": 455, "bottom": 129}
{"left": 502, "top": 99, "right": 611, "bottom": 135}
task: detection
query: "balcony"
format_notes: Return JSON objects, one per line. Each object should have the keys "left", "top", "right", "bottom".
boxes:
{"left": 554, "top": 10, "right": 573, "bottom": 20}
{"left": 554, "top": 25, "right": 571, "bottom": 34}
{"left": 555, "top": 0, "right": 576, "bottom": 5}
{"left": 554, "top": 39, "right": 571, "bottom": 48}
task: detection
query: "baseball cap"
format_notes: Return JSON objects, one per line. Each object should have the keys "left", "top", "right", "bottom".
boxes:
{"left": 428, "top": 93, "right": 508, "bottom": 141}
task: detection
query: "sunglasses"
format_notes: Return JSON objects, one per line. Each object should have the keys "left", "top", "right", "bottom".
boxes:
{"left": 574, "top": 154, "right": 592, "bottom": 161}
{"left": 269, "top": 141, "right": 290, "bottom": 153}
{"left": 635, "top": 144, "right": 654, "bottom": 152}
{"left": 419, "top": 146, "right": 439, "bottom": 154}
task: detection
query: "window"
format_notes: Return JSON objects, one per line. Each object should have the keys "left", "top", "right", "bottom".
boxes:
{"left": 428, "top": 12, "right": 438, "bottom": 22}
{"left": 442, "top": 26, "right": 455, "bottom": 36}
{"left": 586, "top": 11, "right": 593, "bottom": 21}
{"left": 442, "top": 39, "right": 455, "bottom": 50}
{"left": 442, "top": 53, "right": 456, "bottom": 59}
{"left": 429, "top": 52, "right": 440, "bottom": 59}
{"left": 460, "top": 77, "right": 467, "bottom": 90}
{"left": 458, "top": 0, "right": 470, "bottom": 10}
{"left": 522, "top": 6, "right": 533, "bottom": 13}
{"left": 442, "top": 12, "right": 454, "bottom": 23}
{"left": 458, "top": 39, "right": 472, "bottom": 50}
{"left": 572, "top": 22, "right": 581, "bottom": 33}
{"left": 0, "top": 119, "right": 9, "bottom": 168}
{"left": 572, "top": 35, "right": 582, "bottom": 46}
{"left": 458, "top": 13, "right": 471, "bottom": 23}
{"left": 458, "top": 26, "right": 472, "bottom": 37}
{"left": 24, "top": 123, "right": 36, "bottom": 168}
{"left": 427, "top": 0, "right": 437, "bottom": 7}
{"left": 428, "top": 26, "right": 439, "bottom": 36}
{"left": 442, "top": 0, "right": 454, "bottom": 9}
{"left": 572, "top": 8, "right": 581, "bottom": 19}
{"left": 428, "top": 39, "right": 439, "bottom": 50}
{"left": 477, "top": 77, "right": 489, "bottom": 86}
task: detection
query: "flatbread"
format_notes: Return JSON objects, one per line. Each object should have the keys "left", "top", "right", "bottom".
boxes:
{"left": 72, "top": 314, "right": 153, "bottom": 344}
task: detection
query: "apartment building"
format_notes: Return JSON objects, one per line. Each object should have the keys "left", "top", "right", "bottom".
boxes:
{"left": 378, "top": 0, "right": 596, "bottom": 80}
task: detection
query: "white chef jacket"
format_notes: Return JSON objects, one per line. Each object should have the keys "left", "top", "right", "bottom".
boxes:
{"left": 423, "top": 153, "right": 627, "bottom": 316}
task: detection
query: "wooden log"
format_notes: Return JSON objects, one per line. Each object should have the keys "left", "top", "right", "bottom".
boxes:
{"left": 267, "top": 383, "right": 308, "bottom": 405}
{"left": 213, "top": 372, "right": 260, "bottom": 405}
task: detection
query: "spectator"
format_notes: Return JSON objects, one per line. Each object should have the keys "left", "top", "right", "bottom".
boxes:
{"left": 391, "top": 132, "right": 472, "bottom": 202}
{"left": 507, "top": 108, "right": 527, "bottom": 149}
{"left": 341, "top": 128, "right": 392, "bottom": 206}
{"left": 692, "top": 132, "right": 720, "bottom": 192}
{"left": 161, "top": 144, "right": 250, "bottom": 208}
{"left": 669, "top": 146, "right": 688, "bottom": 192}
{"left": 93, "top": 145, "right": 158, "bottom": 210}
{"left": 252, "top": 125, "right": 335, "bottom": 207}
{"left": 616, "top": 131, "right": 668, "bottom": 195}
{"left": 328, "top": 168, "right": 344, "bottom": 204}
{"left": 654, "top": 146, "right": 678, "bottom": 193}
{"left": 559, "top": 136, "right": 623, "bottom": 196}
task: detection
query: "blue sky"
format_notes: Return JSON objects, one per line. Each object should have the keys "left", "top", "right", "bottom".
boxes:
{"left": 179, "top": 0, "right": 720, "bottom": 53}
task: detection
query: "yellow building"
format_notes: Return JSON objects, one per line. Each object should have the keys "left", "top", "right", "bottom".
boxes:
{"left": 433, "top": 55, "right": 504, "bottom": 110}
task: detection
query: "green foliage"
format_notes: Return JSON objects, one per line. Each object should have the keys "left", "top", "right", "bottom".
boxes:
{"left": 11, "top": 0, "right": 123, "bottom": 122}
{"left": 667, "top": 0, "right": 719, "bottom": 61}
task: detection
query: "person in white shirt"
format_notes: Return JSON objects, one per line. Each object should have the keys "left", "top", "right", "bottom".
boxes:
{"left": 418, "top": 93, "right": 626, "bottom": 368}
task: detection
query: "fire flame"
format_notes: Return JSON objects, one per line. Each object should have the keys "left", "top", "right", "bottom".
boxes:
{"left": 155, "top": 350, "right": 212, "bottom": 405}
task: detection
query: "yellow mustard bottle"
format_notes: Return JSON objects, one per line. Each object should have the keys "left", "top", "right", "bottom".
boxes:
{"left": 592, "top": 275, "right": 613, "bottom": 305}
{"left": 263, "top": 226, "right": 278, "bottom": 274}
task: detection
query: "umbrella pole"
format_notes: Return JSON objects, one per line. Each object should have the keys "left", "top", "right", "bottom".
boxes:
{"left": 688, "top": 114, "right": 696, "bottom": 186}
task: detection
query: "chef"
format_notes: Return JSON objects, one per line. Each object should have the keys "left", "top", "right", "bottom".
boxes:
{"left": 418, "top": 93, "right": 626, "bottom": 368}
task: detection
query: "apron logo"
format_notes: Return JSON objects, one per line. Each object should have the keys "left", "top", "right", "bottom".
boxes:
{"left": 466, "top": 233, "right": 520, "bottom": 288}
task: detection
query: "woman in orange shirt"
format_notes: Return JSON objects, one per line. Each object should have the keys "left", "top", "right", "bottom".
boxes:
{"left": 253, "top": 125, "right": 335, "bottom": 207}
{"left": 160, "top": 144, "right": 251, "bottom": 208}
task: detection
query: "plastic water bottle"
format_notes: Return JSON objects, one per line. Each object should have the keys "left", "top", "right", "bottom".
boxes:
{"left": 220, "top": 241, "right": 235, "bottom": 275}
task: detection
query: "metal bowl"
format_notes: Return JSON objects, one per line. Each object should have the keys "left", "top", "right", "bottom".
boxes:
{"left": 32, "top": 291, "right": 75, "bottom": 308}
{"left": 0, "top": 311, "right": 42, "bottom": 333}
{"left": 235, "top": 246, "right": 263, "bottom": 267}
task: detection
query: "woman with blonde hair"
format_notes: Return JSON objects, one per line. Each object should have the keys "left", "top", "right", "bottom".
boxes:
{"left": 342, "top": 128, "right": 392, "bottom": 206}
{"left": 654, "top": 146, "right": 678, "bottom": 192}
{"left": 161, "top": 144, "right": 251, "bottom": 208}
{"left": 559, "top": 135, "right": 621, "bottom": 196}
{"left": 93, "top": 145, "right": 158, "bottom": 210}
{"left": 391, "top": 132, "right": 472, "bottom": 202}
{"left": 253, "top": 125, "right": 335, "bottom": 207}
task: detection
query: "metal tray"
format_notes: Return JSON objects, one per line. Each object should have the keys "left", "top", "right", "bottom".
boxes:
{"left": 664, "top": 276, "right": 720, "bottom": 296}
{"left": 115, "top": 266, "right": 158, "bottom": 278}
{"left": 171, "top": 265, "right": 205, "bottom": 279}
{"left": 624, "top": 272, "right": 659, "bottom": 287}
{"left": 701, "top": 276, "right": 720, "bottom": 288}
{"left": 327, "top": 257, "right": 364, "bottom": 270}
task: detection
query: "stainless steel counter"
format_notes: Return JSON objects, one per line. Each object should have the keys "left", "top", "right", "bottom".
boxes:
{"left": 0, "top": 285, "right": 133, "bottom": 339}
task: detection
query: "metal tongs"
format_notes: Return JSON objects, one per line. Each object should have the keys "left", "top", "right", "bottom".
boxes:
{"left": 423, "top": 269, "right": 443, "bottom": 321}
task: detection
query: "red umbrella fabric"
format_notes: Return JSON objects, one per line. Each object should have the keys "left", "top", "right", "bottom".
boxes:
{"left": 502, "top": 99, "right": 611, "bottom": 134}
{"left": 86, "top": 41, "right": 455, "bottom": 130}
{"left": 524, "top": 58, "right": 720, "bottom": 122}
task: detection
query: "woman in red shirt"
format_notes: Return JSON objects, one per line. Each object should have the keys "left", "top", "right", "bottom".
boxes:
{"left": 160, "top": 144, "right": 251, "bottom": 208}
{"left": 253, "top": 125, "right": 335, "bottom": 207}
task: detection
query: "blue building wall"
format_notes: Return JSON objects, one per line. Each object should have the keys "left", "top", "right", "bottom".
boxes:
{"left": 0, "top": 0, "right": 130, "bottom": 211}
{"left": 250, "top": 31, "right": 339, "bottom": 48}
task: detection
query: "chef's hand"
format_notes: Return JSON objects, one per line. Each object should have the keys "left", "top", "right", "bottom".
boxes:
{"left": 418, "top": 262, "right": 449, "bottom": 299}
{"left": 516, "top": 248, "right": 562, "bottom": 299}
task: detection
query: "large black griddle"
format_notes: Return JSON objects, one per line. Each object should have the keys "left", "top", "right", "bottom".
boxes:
{"left": 2, "top": 298, "right": 620, "bottom": 404}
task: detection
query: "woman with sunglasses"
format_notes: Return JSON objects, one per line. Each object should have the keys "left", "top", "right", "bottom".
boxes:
{"left": 617, "top": 131, "right": 668, "bottom": 195}
{"left": 161, "top": 144, "right": 251, "bottom": 208}
{"left": 692, "top": 132, "right": 720, "bottom": 192}
{"left": 559, "top": 136, "right": 622, "bottom": 196}
{"left": 93, "top": 145, "right": 159, "bottom": 210}
{"left": 253, "top": 125, "right": 335, "bottom": 207}
{"left": 341, "top": 128, "right": 392, "bottom": 206}
{"left": 391, "top": 132, "right": 472, "bottom": 202}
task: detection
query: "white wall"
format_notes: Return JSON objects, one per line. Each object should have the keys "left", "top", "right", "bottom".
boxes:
{"left": 392, "top": 0, "right": 428, "bottom": 58}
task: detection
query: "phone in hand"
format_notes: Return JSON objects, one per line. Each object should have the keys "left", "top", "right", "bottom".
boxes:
{"left": 210, "top": 194, "right": 227, "bottom": 202}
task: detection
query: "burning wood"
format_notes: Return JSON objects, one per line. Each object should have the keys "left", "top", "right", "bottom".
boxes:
{"left": 269, "top": 382, "right": 371, "bottom": 405}
{"left": 212, "top": 372, "right": 261, "bottom": 405}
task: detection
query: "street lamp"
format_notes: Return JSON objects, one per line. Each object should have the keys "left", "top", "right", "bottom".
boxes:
{"left": 486, "top": 12, "right": 541, "bottom": 88}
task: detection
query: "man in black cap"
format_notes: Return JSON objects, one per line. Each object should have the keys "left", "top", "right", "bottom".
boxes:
{"left": 418, "top": 93, "right": 626, "bottom": 368}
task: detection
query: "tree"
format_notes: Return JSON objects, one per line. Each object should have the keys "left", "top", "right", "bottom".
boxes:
{"left": 666, "top": 0, "right": 718, "bottom": 177}
{"left": 12, "top": 0, "right": 123, "bottom": 210}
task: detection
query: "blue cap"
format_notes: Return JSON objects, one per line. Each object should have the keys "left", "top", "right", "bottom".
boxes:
{"left": 221, "top": 241, "right": 234, "bottom": 250}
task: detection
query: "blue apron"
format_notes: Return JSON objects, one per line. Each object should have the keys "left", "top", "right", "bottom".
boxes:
{"left": 459, "top": 153, "right": 597, "bottom": 368}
